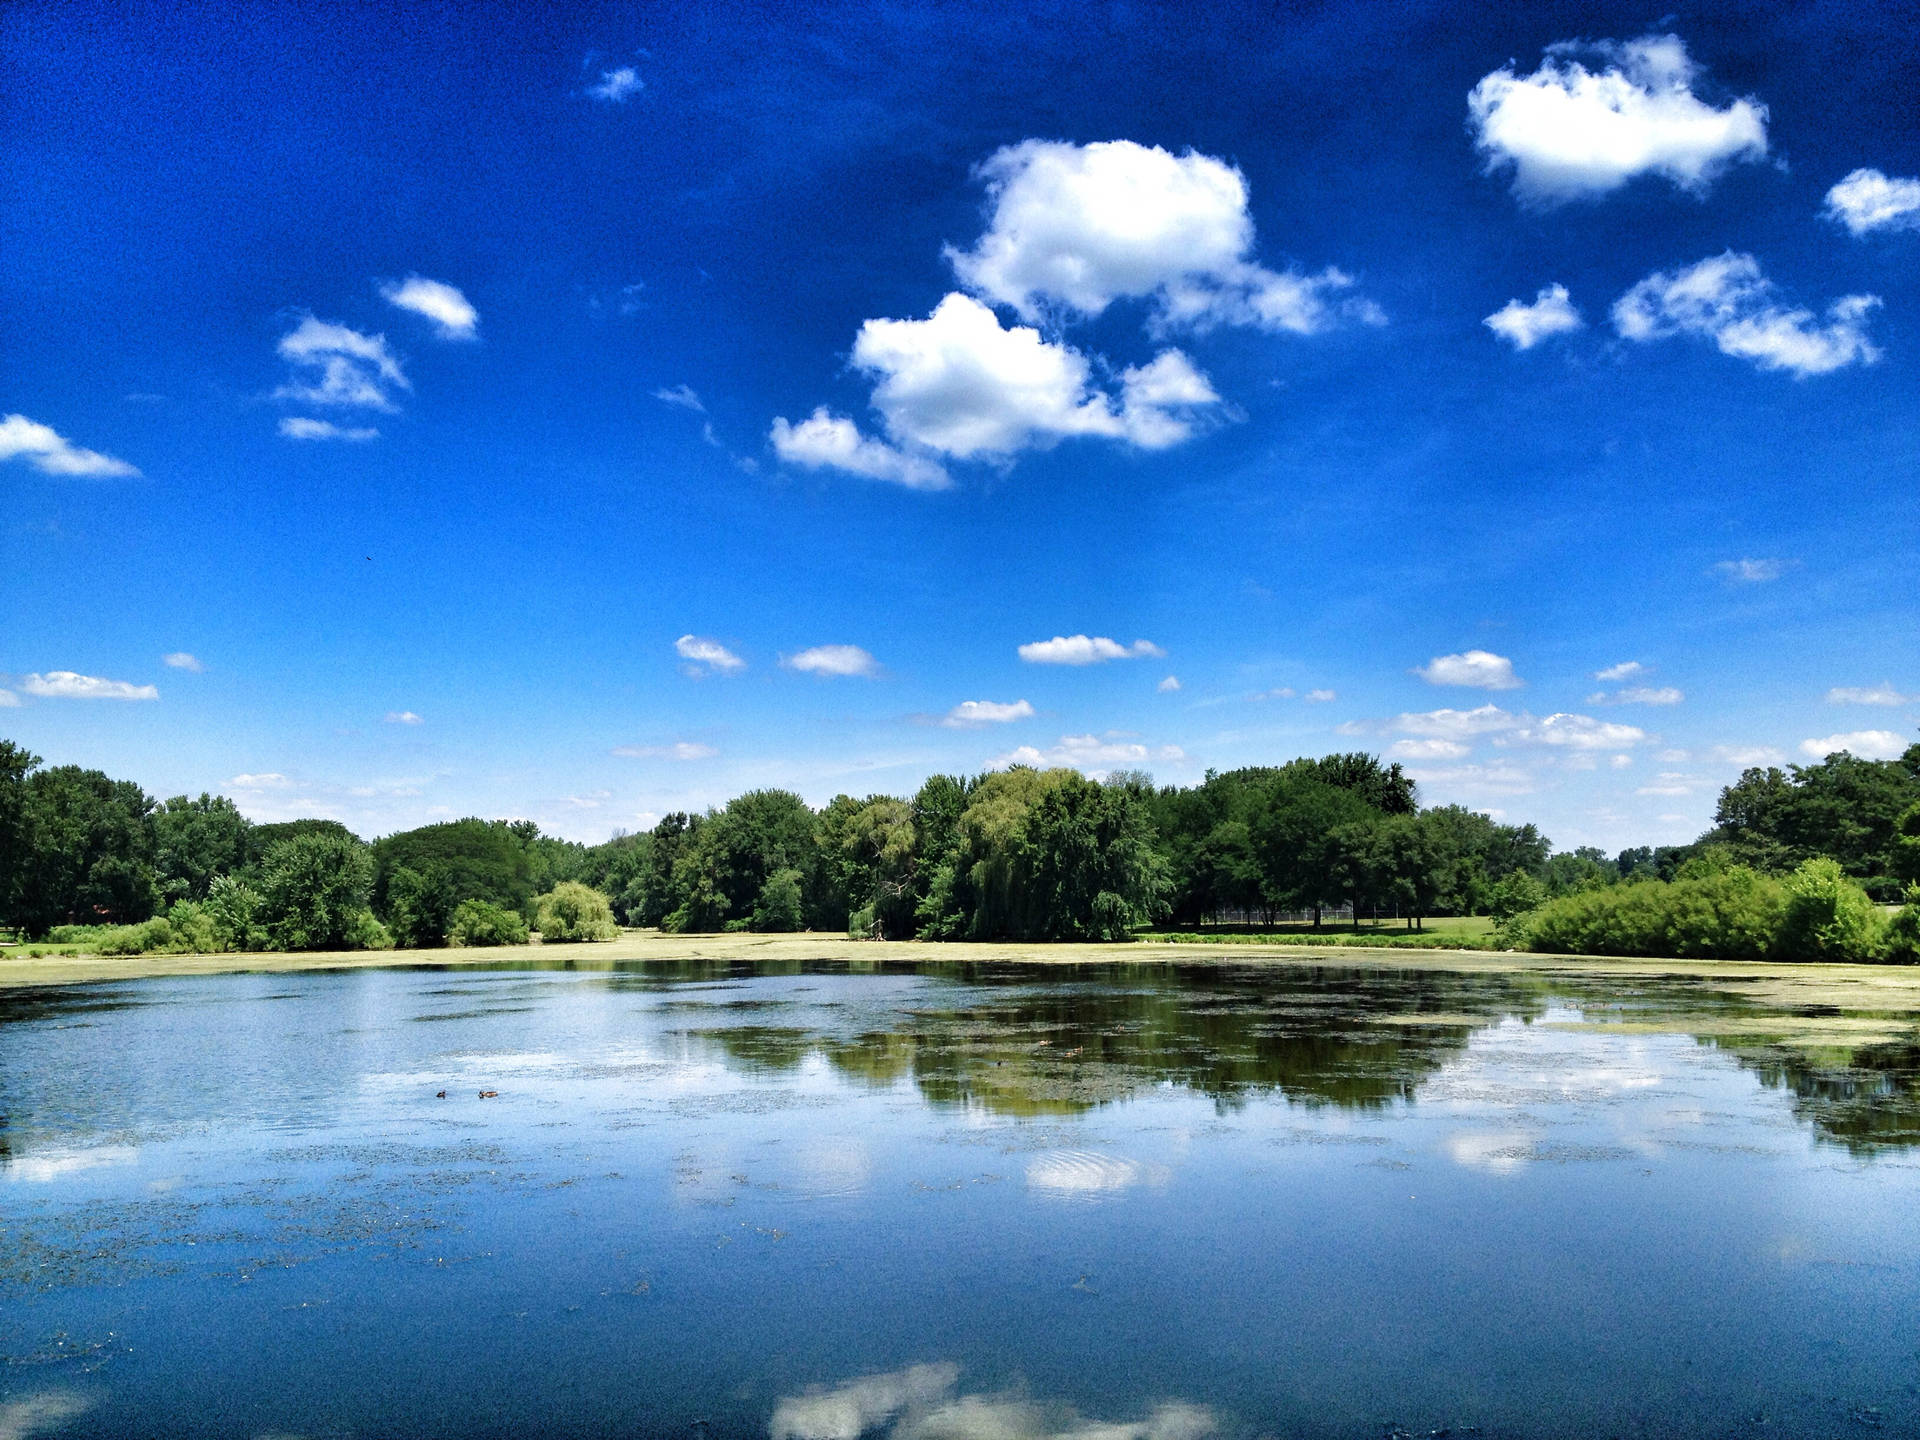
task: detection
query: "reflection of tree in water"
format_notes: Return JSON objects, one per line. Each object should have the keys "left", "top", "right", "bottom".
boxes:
{"left": 686, "top": 965, "right": 1550, "bottom": 1118}
{"left": 1716, "top": 1039, "right": 1920, "bottom": 1154}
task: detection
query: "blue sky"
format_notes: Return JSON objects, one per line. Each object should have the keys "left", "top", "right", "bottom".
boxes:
{"left": 3, "top": 0, "right": 1916, "bottom": 847}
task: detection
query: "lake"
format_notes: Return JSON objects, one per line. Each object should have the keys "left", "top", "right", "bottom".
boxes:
{"left": 3, "top": 959, "right": 1919, "bottom": 1439}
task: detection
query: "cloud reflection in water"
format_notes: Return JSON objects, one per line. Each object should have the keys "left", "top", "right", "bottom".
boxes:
{"left": 770, "top": 1364, "right": 1214, "bottom": 1440}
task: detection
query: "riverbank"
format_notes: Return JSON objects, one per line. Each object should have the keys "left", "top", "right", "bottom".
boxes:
{"left": 6, "top": 929, "right": 1920, "bottom": 1016}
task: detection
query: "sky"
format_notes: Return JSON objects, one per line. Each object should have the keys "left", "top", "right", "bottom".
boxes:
{"left": 2, "top": 0, "right": 1916, "bottom": 848}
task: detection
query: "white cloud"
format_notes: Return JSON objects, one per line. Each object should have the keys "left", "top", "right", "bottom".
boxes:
{"left": 1304, "top": 688, "right": 1337, "bottom": 702}
{"left": 1636, "top": 772, "right": 1698, "bottom": 796}
{"left": 1712, "top": 744, "right": 1786, "bottom": 767}
{"left": 384, "top": 710, "right": 423, "bottom": 725}
{"left": 1714, "top": 557, "right": 1786, "bottom": 583}
{"left": 849, "top": 293, "right": 1221, "bottom": 459}
{"left": 274, "top": 315, "right": 410, "bottom": 410}
{"left": 1800, "top": 730, "right": 1907, "bottom": 762}
{"left": 675, "top": 634, "right": 745, "bottom": 674}
{"left": 769, "top": 409, "right": 951, "bottom": 491}
{"left": 942, "top": 699, "right": 1035, "bottom": 727}
{"left": 1018, "top": 634, "right": 1164, "bottom": 665}
{"left": 1468, "top": 34, "right": 1768, "bottom": 203}
{"left": 0, "top": 413, "right": 140, "bottom": 477}
{"left": 1399, "top": 761, "right": 1538, "bottom": 796}
{"left": 653, "top": 384, "right": 705, "bottom": 413}
{"left": 770, "top": 1363, "right": 960, "bottom": 1440}
{"left": 279, "top": 416, "right": 379, "bottom": 442}
{"left": 1415, "top": 650, "right": 1523, "bottom": 690}
{"left": 612, "top": 741, "right": 718, "bottom": 760}
{"left": 946, "top": 138, "right": 1378, "bottom": 334}
{"left": 1610, "top": 753, "right": 1634, "bottom": 769}
{"left": 1591, "top": 684, "right": 1684, "bottom": 706}
{"left": 1595, "top": 661, "right": 1645, "bottom": 682}
{"left": 1390, "top": 738, "right": 1471, "bottom": 761}
{"left": 162, "top": 652, "right": 203, "bottom": 672}
{"left": 1501, "top": 713, "right": 1648, "bottom": 750}
{"left": 1391, "top": 704, "right": 1521, "bottom": 740}
{"left": 378, "top": 275, "right": 478, "bottom": 340}
{"left": 1824, "top": 169, "right": 1920, "bottom": 236}
{"left": 1613, "top": 253, "right": 1880, "bottom": 377}
{"left": 1157, "top": 675, "right": 1181, "bottom": 693}
{"left": 785, "top": 644, "right": 880, "bottom": 678}
{"left": 228, "top": 772, "right": 293, "bottom": 789}
{"left": 1827, "top": 684, "right": 1912, "bottom": 706}
{"left": 0, "top": 691, "right": 19, "bottom": 707}
{"left": 1484, "top": 284, "right": 1583, "bottom": 349}
{"left": 994, "top": 732, "right": 1184, "bottom": 774}
{"left": 19, "top": 671, "right": 157, "bottom": 701}
{"left": 587, "top": 66, "right": 642, "bottom": 102}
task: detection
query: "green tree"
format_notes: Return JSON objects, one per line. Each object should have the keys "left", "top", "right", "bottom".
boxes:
{"left": 751, "top": 868, "right": 807, "bottom": 932}
{"left": 257, "top": 831, "right": 379, "bottom": 950}
{"left": 1775, "top": 857, "right": 1884, "bottom": 962}
{"left": 14, "top": 764, "right": 158, "bottom": 934}
{"left": 534, "top": 881, "right": 618, "bottom": 942}
{"left": 384, "top": 862, "right": 461, "bottom": 948}
{"left": 152, "top": 793, "right": 251, "bottom": 903}
{"left": 0, "top": 740, "right": 39, "bottom": 933}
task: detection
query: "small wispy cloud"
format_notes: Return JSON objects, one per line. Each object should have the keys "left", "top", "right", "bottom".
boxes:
{"left": 1824, "top": 168, "right": 1920, "bottom": 236}
{"left": 1304, "top": 688, "right": 1337, "bottom": 702}
{"left": 785, "top": 644, "right": 880, "bottom": 678}
{"left": 1714, "top": 557, "right": 1788, "bottom": 583}
{"left": 1157, "top": 676, "right": 1181, "bottom": 693}
{"left": 612, "top": 741, "right": 718, "bottom": 760}
{"left": 1017, "top": 635, "right": 1164, "bottom": 665}
{"left": 1594, "top": 661, "right": 1645, "bottom": 682}
{"left": 384, "top": 710, "right": 423, "bottom": 725}
{"left": 378, "top": 275, "right": 479, "bottom": 340}
{"left": 586, "top": 66, "right": 643, "bottom": 103}
{"left": 675, "top": 634, "right": 745, "bottom": 675}
{"left": 229, "top": 772, "right": 294, "bottom": 790}
{"left": 163, "top": 652, "right": 203, "bottom": 672}
{"left": 942, "top": 699, "right": 1035, "bottom": 728}
{"left": 1826, "top": 684, "right": 1913, "bottom": 706}
{"left": 653, "top": 384, "right": 705, "bottom": 413}
{"left": 274, "top": 315, "right": 409, "bottom": 411}
{"left": 19, "top": 671, "right": 158, "bottom": 701}
{"left": 992, "top": 732, "right": 1184, "bottom": 776}
{"left": 1484, "top": 284, "right": 1583, "bottom": 349}
{"left": 0, "top": 413, "right": 140, "bottom": 477}
{"left": 279, "top": 417, "right": 379, "bottom": 442}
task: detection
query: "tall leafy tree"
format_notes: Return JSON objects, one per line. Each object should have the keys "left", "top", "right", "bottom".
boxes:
{"left": 153, "top": 793, "right": 252, "bottom": 903}
{"left": 14, "top": 765, "right": 158, "bottom": 933}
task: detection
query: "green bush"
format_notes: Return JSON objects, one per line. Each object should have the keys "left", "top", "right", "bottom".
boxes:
{"left": 341, "top": 909, "right": 394, "bottom": 950}
{"left": 447, "top": 899, "right": 531, "bottom": 947}
{"left": 1883, "top": 887, "right": 1920, "bottom": 965}
{"left": 164, "top": 900, "right": 222, "bottom": 953}
{"left": 1524, "top": 866, "right": 1785, "bottom": 960}
{"left": 47, "top": 924, "right": 113, "bottom": 944}
{"left": 1775, "top": 858, "right": 1884, "bottom": 962}
{"left": 534, "top": 882, "right": 618, "bottom": 942}
{"left": 750, "top": 869, "right": 806, "bottom": 932}
{"left": 205, "top": 874, "right": 266, "bottom": 950}
{"left": 96, "top": 917, "right": 173, "bottom": 955}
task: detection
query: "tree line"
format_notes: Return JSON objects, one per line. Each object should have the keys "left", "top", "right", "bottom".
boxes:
{"left": 1, "top": 733, "right": 1915, "bottom": 960}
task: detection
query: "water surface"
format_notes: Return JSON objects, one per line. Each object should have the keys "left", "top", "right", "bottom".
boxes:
{"left": 3, "top": 960, "right": 1919, "bottom": 1438}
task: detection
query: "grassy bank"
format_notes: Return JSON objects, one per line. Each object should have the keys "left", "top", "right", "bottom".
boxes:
{"left": 9, "top": 929, "right": 1920, "bottom": 1017}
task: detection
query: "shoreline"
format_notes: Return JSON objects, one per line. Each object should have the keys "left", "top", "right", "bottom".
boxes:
{"left": 5, "top": 931, "right": 1920, "bottom": 1013}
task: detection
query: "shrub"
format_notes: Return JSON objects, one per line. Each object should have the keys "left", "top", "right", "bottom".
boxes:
{"left": 1775, "top": 858, "right": 1884, "bottom": 962}
{"left": 47, "top": 924, "right": 113, "bottom": 944}
{"left": 750, "top": 869, "right": 806, "bottom": 932}
{"left": 165, "top": 900, "right": 222, "bottom": 954}
{"left": 1884, "top": 887, "right": 1920, "bottom": 965}
{"left": 447, "top": 899, "right": 530, "bottom": 947}
{"left": 534, "top": 882, "right": 618, "bottom": 942}
{"left": 205, "top": 874, "right": 266, "bottom": 951}
{"left": 96, "top": 917, "right": 172, "bottom": 955}
{"left": 341, "top": 909, "right": 394, "bottom": 950}
{"left": 1523, "top": 866, "right": 1785, "bottom": 960}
